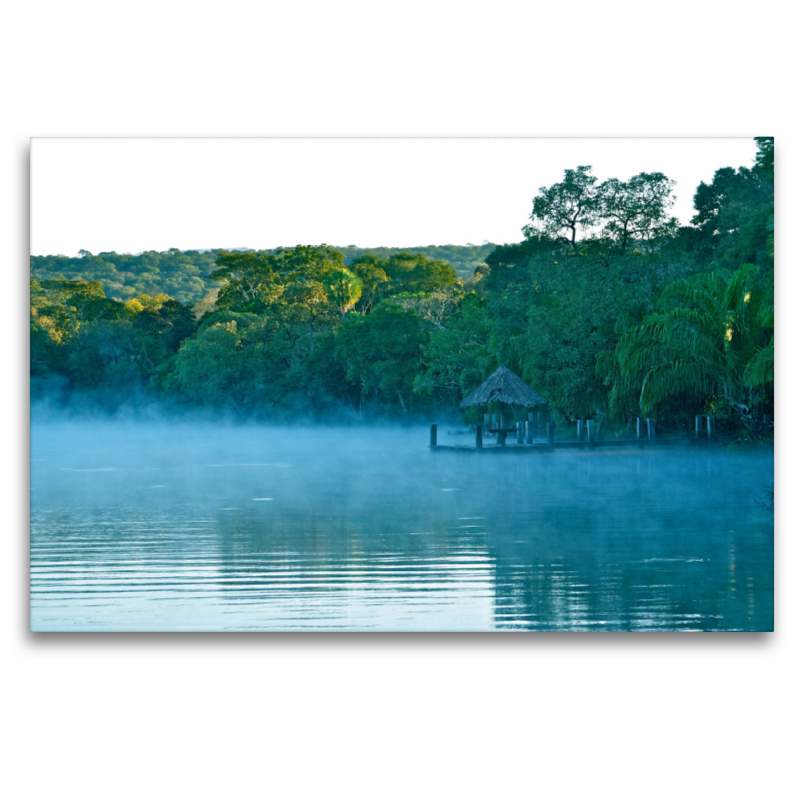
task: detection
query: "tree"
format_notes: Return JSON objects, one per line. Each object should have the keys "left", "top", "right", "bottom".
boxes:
{"left": 414, "top": 292, "right": 494, "bottom": 408}
{"left": 31, "top": 278, "right": 118, "bottom": 346}
{"left": 690, "top": 165, "right": 773, "bottom": 271}
{"left": 325, "top": 268, "right": 363, "bottom": 317}
{"left": 598, "top": 172, "right": 678, "bottom": 250}
{"left": 523, "top": 166, "right": 600, "bottom": 248}
{"left": 383, "top": 252, "right": 460, "bottom": 295}
{"left": 335, "top": 304, "right": 428, "bottom": 417}
{"left": 349, "top": 255, "right": 390, "bottom": 314}
{"left": 210, "top": 251, "right": 282, "bottom": 313}
{"left": 754, "top": 136, "right": 774, "bottom": 180}
{"left": 610, "top": 264, "right": 773, "bottom": 427}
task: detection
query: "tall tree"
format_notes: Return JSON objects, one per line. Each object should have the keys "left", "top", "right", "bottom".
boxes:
{"left": 523, "top": 166, "right": 600, "bottom": 248}
{"left": 610, "top": 264, "right": 773, "bottom": 427}
{"left": 598, "top": 172, "right": 678, "bottom": 250}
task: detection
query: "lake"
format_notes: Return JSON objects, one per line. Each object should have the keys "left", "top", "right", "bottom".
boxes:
{"left": 30, "top": 421, "right": 774, "bottom": 632}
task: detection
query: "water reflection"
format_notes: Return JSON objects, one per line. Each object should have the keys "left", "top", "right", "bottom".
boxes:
{"left": 30, "top": 422, "right": 773, "bottom": 631}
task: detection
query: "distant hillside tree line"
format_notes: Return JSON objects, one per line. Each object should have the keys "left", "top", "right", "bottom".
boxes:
{"left": 30, "top": 244, "right": 497, "bottom": 308}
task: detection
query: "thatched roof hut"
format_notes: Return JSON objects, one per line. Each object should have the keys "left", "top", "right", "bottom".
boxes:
{"left": 459, "top": 365, "right": 548, "bottom": 410}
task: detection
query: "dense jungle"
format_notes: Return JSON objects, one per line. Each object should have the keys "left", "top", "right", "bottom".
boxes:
{"left": 30, "top": 139, "right": 774, "bottom": 440}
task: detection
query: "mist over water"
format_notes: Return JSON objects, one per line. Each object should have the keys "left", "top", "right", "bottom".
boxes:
{"left": 30, "top": 421, "right": 774, "bottom": 631}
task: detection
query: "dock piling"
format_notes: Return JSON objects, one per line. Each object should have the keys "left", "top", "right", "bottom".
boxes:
{"left": 587, "top": 419, "right": 595, "bottom": 449}
{"left": 430, "top": 424, "right": 437, "bottom": 447}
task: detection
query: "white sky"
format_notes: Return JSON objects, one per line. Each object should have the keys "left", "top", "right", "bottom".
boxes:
{"left": 31, "top": 137, "right": 757, "bottom": 257}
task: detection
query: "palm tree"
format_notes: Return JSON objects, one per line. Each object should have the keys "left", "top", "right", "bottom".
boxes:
{"left": 610, "top": 263, "right": 773, "bottom": 425}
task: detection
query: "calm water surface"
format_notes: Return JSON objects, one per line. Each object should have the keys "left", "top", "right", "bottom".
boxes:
{"left": 30, "top": 422, "right": 773, "bottom": 631}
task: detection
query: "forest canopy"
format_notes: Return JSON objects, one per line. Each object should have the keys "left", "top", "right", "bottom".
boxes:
{"left": 30, "top": 139, "right": 773, "bottom": 439}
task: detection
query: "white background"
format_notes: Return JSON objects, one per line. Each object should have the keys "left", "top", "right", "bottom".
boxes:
{"left": 5, "top": 2, "right": 797, "bottom": 799}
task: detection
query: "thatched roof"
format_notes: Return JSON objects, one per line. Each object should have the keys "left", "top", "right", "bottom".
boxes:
{"left": 459, "top": 365, "right": 548, "bottom": 410}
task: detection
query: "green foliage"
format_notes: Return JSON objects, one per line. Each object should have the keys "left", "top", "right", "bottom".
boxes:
{"left": 523, "top": 166, "right": 600, "bottom": 247}
{"left": 31, "top": 249, "right": 217, "bottom": 306}
{"left": 598, "top": 172, "right": 678, "bottom": 250}
{"left": 415, "top": 292, "right": 494, "bottom": 407}
{"left": 611, "top": 264, "right": 773, "bottom": 426}
{"left": 341, "top": 243, "right": 497, "bottom": 281}
{"left": 523, "top": 167, "right": 679, "bottom": 252}
{"left": 31, "top": 244, "right": 494, "bottom": 309}
{"left": 31, "top": 139, "right": 773, "bottom": 436}
{"left": 349, "top": 255, "right": 390, "bottom": 314}
{"left": 30, "top": 277, "right": 198, "bottom": 408}
{"left": 754, "top": 137, "right": 774, "bottom": 180}
{"left": 690, "top": 165, "right": 773, "bottom": 271}
{"left": 480, "top": 238, "right": 699, "bottom": 420}
{"left": 335, "top": 304, "right": 429, "bottom": 417}
{"left": 325, "top": 268, "right": 363, "bottom": 316}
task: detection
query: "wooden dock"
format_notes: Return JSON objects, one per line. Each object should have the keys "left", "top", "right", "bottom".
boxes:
{"left": 428, "top": 422, "right": 725, "bottom": 453}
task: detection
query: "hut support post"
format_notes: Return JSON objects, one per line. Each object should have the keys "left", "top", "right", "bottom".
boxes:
{"left": 707, "top": 416, "right": 714, "bottom": 438}
{"left": 647, "top": 418, "right": 655, "bottom": 440}
{"left": 430, "top": 424, "right": 437, "bottom": 447}
{"left": 516, "top": 422, "right": 524, "bottom": 444}
{"left": 695, "top": 415, "right": 702, "bottom": 438}
{"left": 525, "top": 421, "right": 533, "bottom": 445}
{"left": 587, "top": 419, "right": 595, "bottom": 449}
{"left": 636, "top": 417, "right": 642, "bottom": 439}
{"left": 476, "top": 424, "right": 483, "bottom": 449}
{"left": 577, "top": 419, "right": 584, "bottom": 442}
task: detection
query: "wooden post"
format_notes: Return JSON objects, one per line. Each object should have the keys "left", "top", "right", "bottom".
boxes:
{"left": 492, "top": 413, "right": 497, "bottom": 429}
{"left": 517, "top": 421, "right": 524, "bottom": 444}
{"left": 476, "top": 424, "right": 483, "bottom": 449}
{"left": 525, "top": 420, "right": 533, "bottom": 445}
{"left": 528, "top": 411, "right": 534, "bottom": 424}
{"left": 547, "top": 420, "right": 555, "bottom": 445}
{"left": 647, "top": 418, "right": 655, "bottom": 440}
{"left": 430, "top": 424, "right": 437, "bottom": 447}
{"left": 707, "top": 416, "right": 714, "bottom": 438}
{"left": 695, "top": 415, "right": 702, "bottom": 438}
{"left": 577, "top": 419, "right": 584, "bottom": 441}
{"left": 498, "top": 429, "right": 507, "bottom": 446}
{"left": 484, "top": 413, "right": 490, "bottom": 429}
{"left": 587, "top": 419, "right": 595, "bottom": 448}
{"left": 636, "top": 418, "right": 642, "bottom": 439}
